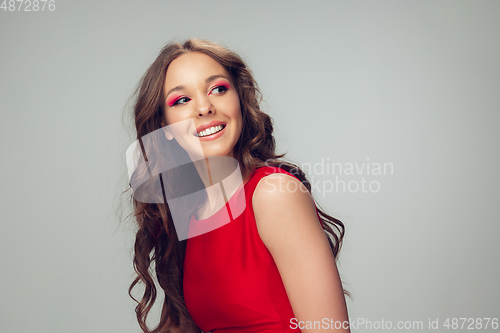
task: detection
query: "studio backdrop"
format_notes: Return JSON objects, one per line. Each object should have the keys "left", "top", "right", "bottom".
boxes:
{"left": 1, "top": 1, "right": 499, "bottom": 332}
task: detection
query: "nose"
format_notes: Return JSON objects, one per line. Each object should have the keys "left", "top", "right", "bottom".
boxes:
{"left": 195, "top": 95, "right": 215, "bottom": 117}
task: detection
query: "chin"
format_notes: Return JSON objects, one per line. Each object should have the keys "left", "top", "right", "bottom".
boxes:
{"left": 203, "top": 152, "right": 230, "bottom": 158}
{"left": 201, "top": 146, "right": 232, "bottom": 158}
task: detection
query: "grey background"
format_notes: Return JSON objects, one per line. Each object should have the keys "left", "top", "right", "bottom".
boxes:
{"left": 1, "top": 0, "right": 499, "bottom": 332}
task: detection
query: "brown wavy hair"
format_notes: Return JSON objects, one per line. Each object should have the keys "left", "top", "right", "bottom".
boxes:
{"left": 127, "top": 38, "right": 347, "bottom": 333}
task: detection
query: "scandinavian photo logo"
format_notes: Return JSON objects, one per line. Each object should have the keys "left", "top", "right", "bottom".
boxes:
{"left": 268, "top": 157, "right": 394, "bottom": 196}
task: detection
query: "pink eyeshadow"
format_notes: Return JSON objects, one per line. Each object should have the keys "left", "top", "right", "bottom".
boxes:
{"left": 211, "top": 79, "right": 230, "bottom": 90}
{"left": 166, "top": 93, "right": 182, "bottom": 107}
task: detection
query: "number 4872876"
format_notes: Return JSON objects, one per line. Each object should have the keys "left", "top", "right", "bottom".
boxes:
{"left": 1, "top": 0, "right": 56, "bottom": 11}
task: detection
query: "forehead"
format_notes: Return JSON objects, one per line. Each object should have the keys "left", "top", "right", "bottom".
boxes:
{"left": 164, "top": 52, "right": 231, "bottom": 88}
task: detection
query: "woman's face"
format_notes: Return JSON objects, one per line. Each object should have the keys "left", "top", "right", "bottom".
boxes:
{"left": 162, "top": 52, "right": 242, "bottom": 160}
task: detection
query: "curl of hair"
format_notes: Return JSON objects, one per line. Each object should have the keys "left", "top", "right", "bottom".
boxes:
{"left": 128, "top": 38, "right": 348, "bottom": 333}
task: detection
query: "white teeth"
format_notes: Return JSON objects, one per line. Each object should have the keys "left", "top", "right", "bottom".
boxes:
{"left": 197, "top": 125, "right": 224, "bottom": 137}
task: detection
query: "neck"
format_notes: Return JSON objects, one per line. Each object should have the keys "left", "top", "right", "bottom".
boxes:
{"left": 191, "top": 156, "right": 243, "bottom": 220}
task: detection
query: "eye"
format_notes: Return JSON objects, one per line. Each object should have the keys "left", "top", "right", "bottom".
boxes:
{"left": 210, "top": 85, "right": 228, "bottom": 95}
{"left": 171, "top": 96, "right": 191, "bottom": 106}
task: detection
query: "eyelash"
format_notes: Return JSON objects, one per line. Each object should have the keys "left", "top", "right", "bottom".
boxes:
{"left": 169, "top": 85, "right": 229, "bottom": 107}
{"left": 210, "top": 84, "right": 229, "bottom": 95}
{"left": 171, "top": 96, "right": 190, "bottom": 106}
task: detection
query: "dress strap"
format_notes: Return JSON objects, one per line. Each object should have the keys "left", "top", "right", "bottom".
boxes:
{"left": 245, "top": 166, "right": 324, "bottom": 227}
{"left": 245, "top": 166, "right": 291, "bottom": 197}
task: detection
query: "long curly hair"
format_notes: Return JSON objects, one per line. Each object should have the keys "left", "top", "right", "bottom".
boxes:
{"left": 127, "top": 38, "right": 347, "bottom": 333}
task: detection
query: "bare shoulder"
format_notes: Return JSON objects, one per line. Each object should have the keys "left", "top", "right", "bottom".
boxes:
{"left": 253, "top": 173, "right": 314, "bottom": 211}
{"left": 252, "top": 173, "right": 322, "bottom": 248}
{"left": 252, "top": 172, "right": 350, "bottom": 330}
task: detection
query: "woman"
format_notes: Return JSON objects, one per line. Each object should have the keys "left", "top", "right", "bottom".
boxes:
{"left": 127, "top": 38, "right": 350, "bottom": 333}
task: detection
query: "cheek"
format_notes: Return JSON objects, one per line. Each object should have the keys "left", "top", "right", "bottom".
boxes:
{"left": 229, "top": 95, "right": 242, "bottom": 119}
{"left": 233, "top": 102, "right": 243, "bottom": 131}
{"left": 233, "top": 108, "right": 243, "bottom": 138}
{"left": 163, "top": 108, "right": 172, "bottom": 124}
{"left": 164, "top": 108, "right": 187, "bottom": 125}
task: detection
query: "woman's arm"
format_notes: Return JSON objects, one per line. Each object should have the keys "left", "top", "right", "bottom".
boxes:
{"left": 253, "top": 173, "right": 350, "bottom": 333}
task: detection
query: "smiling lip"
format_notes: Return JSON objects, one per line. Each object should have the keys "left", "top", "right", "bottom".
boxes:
{"left": 197, "top": 125, "right": 226, "bottom": 141}
{"left": 194, "top": 120, "right": 227, "bottom": 136}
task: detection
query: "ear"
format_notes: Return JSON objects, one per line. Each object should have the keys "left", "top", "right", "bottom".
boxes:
{"left": 163, "top": 126, "right": 174, "bottom": 140}
{"left": 160, "top": 119, "right": 174, "bottom": 140}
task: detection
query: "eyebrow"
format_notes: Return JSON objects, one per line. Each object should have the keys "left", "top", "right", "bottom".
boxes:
{"left": 164, "top": 75, "right": 231, "bottom": 99}
{"left": 205, "top": 74, "right": 230, "bottom": 84}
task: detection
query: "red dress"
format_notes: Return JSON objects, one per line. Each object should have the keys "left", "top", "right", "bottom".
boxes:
{"left": 183, "top": 166, "right": 309, "bottom": 332}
